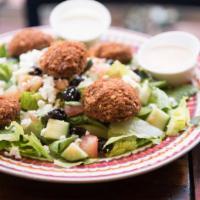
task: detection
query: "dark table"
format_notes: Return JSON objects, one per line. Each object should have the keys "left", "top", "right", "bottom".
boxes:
{"left": 0, "top": 144, "right": 200, "bottom": 200}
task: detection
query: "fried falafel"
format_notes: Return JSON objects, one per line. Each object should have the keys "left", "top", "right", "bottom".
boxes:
{"left": 39, "top": 41, "right": 87, "bottom": 79}
{"left": 8, "top": 28, "right": 53, "bottom": 57}
{"left": 83, "top": 78, "right": 141, "bottom": 122}
{"left": 89, "top": 42, "right": 133, "bottom": 64}
{"left": 0, "top": 96, "right": 20, "bottom": 127}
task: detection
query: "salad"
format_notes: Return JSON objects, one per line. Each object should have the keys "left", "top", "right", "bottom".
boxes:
{"left": 0, "top": 28, "right": 198, "bottom": 167}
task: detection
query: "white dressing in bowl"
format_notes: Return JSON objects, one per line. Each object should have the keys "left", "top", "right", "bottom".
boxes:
{"left": 137, "top": 31, "right": 200, "bottom": 85}
{"left": 50, "top": 0, "right": 111, "bottom": 44}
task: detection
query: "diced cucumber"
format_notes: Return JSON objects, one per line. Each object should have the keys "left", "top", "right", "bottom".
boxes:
{"left": 139, "top": 80, "right": 151, "bottom": 105}
{"left": 61, "top": 143, "right": 88, "bottom": 162}
{"left": 147, "top": 107, "right": 169, "bottom": 130}
{"left": 49, "top": 135, "right": 78, "bottom": 154}
{"left": 43, "top": 119, "right": 69, "bottom": 140}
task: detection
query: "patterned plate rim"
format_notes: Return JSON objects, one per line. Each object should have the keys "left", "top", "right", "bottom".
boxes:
{"left": 0, "top": 27, "right": 199, "bottom": 183}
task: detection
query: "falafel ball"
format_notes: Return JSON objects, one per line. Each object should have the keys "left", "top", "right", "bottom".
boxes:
{"left": 83, "top": 78, "right": 141, "bottom": 122}
{"left": 8, "top": 28, "right": 53, "bottom": 57}
{"left": 39, "top": 41, "right": 87, "bottom": 79}
{"left": 0, "top": 96, "right": 20, "bottom": 127}
{"left": 89, "top": 42, "right": 133, "bottom": 64}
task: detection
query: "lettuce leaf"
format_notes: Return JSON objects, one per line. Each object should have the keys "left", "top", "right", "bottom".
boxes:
{"left": 49, "top": 135, "right": 78, "bottom": 154}
{"left": 0, "top": 121, "right": 22, "bottom": 142}
{"left": 108, "top": 117, "right": 164, "bottom": 139}
{"left": 0, "top": 44, "right": 7, "bottom": 58}
{"left": 104, "top": 134, "right": 137, "bottom": 157}
{"left": 150, "top": 87, "right": 171, "bottom": 110}
{"left": 22, "top": 133, "right": 52, "bottom": 160}
{"left": 166, "top": 98, "right": 190, "bottom": 136}
{"left": 0, "top": 63, "right": 12, "bottom": 82}
{"left": 166, "top": 84, "right": 198, "bottom": 103}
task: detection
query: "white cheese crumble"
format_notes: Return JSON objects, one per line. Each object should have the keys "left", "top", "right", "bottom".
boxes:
{"left": 75, "top": 138, "right": 82, "bottom": 145}
{"left": 14, "top": 49, "right": 44, "bottom": 77}
{"left": 60, "top": 135, "right": 66, "bottom": 140}
{"left": 38, "top": 75, "right": 57, "bottom": 103}
{"left": 43, "top": 145, "right": 50, "bottom": 153}
{"left": 40, "top": 128, "right": 47, "bottom": 137}
{"left": 21, "top": 118, "right": 32, "bottom": 128}
{"left": 4, "top": 147, "right": 21, "bottom": 160}
{"left": 36, "top": 104, "right": 54, "bottom": 117}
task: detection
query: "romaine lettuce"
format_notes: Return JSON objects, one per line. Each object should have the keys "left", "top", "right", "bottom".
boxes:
{"left": 166, "top": 98, "right": 190, "bottom": 136}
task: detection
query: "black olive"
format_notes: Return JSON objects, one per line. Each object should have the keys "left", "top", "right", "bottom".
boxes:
{"left": 106, "top": 59, "right": 114, "bottom": 65}
{"left": 81, "top": 59, "right": 93, "bottom": 74}
{"left": 98, "top": 137, "right": 107, "bottom": 156}
{"left": 69, "top": 75, "right": 84, "bottom": 87}
{"left": 69, "top": 127, "right": 86, "bottom": 137}
{"left": 62, "top": 86, "right": 81, "bottom": 101}
{"left": 29, "top": 67, "right": 43, "bottom": 76}
{"left": 47, "top": 108, "right": 67, "bottom": 121}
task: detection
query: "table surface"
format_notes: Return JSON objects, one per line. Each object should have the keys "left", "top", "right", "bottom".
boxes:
{"left": 0, "top": 146, "right": 199, "bottom": 200}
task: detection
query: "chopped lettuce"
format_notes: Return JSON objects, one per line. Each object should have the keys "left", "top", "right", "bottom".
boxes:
{"left": 108, "top": 117, "right": 164, "bottom": 140}
{"left": 49, "top": 135, "right": 78, "bottom": 154}
{"left": 24, "top": 118, "right": 44, "bottom": 138}
{"left": 104, "top": 134, "right": 137, "bottom": 157}
{"left": 166, "top": 98, "right": 190, "bottom": 136}
{"left": 0, "top": 44, "right": 7, "bottom": 58}
{"left": 20, "top": 92, "right": 42, "bottom": 110}
{"left": 106, "top": 61, "right": 140, "bottom": 82}
{"left": 150, "top": 80, "right": 167, "bottom": 88}
{"left": 0, "top": 63, "right": 12, "bottom": 82}
{"left": 166, "top": 84, "right": 198, "bottom": 103}
{"left": 137, "top": 106, "right": 152, "bottom": 118}
{"left": 139, "top": 80, "right": 152, "bottom": 105}
{"left": 0, "top": 122, "right": 22, "bottom": 142}
{"left": 22, "top": 133, "right": 52, "bottom": 160}
{"left": 69, "top": 115, "right": 107, "bottom": 129}
{"left": 150, "top": 87, "right": 171, "bottom": 110}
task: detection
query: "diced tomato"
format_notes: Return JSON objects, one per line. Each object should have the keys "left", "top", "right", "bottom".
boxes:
{"left": 90, "top": 64, "right": 110, "bottom": 78}
{"left": 64, "top": 105, "right": 84, "bottom": 117}
{"left": 80, "top": 135, "right": 98, "bottom": 158}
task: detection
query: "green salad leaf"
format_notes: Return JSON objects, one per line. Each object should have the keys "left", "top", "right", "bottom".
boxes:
{"left": 69, "top": 115, "right": 108, "bottom": 138}
{"left": 0, "top": 44, "right": 7, "bottom": 58}
{"left": 22, "top": 133, "right": 52, "bottom": 160}
{"left": 166, "top": 84, "right": 198, "bottom": 103}
{"left": 166, "top": 98, "right": 190, "bottom": 136}
{"left": 20, "top": 92, "right": 42, "bottom": 110}
{"left": 0, "top": 63, "right": 12, "bottom": 82}
{"left": 104, "top": 134, "right": 137, "bottom": 157}
{"left": 49, "top": 135, "right": 78, "bottom": 154}
{"left": 150, "top": 87, "right": 171, "bottom": 110}
{"left": 108, "top": 117, "right": 164, "bottom": 139}
{"left": 0, "top": 122, "right": 22, "bottom": 142}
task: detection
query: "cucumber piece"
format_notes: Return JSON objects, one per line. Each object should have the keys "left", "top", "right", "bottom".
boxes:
{"left": 49, "top": 135, "right": 78, "bottom": 154}
{"left": 147, "top": 107, "right": 169, "bottom": 130}
{"left": 61, "top": 143, "right": 88, "bottom": 162}
{"left": 139, "top": 80, "right": 151, "bottom": 105}
{"left": 43, "top": 119, "right": 69, "bottom": 140}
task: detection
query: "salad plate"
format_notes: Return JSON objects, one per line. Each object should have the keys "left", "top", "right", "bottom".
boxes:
{"left": 0, "top": 27, "right": 200, "bottom": 183}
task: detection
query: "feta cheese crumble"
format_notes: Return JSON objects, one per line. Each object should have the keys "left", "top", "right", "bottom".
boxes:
{"left": 38, "top": 75, "right": 57, "bottom": 103}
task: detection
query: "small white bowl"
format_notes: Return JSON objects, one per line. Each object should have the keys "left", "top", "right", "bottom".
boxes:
{"left": 137, "top": 31, "right": 200, "bottom": 85}
{"left": 49, "top": 0, "right": 111, "bottom": 44}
